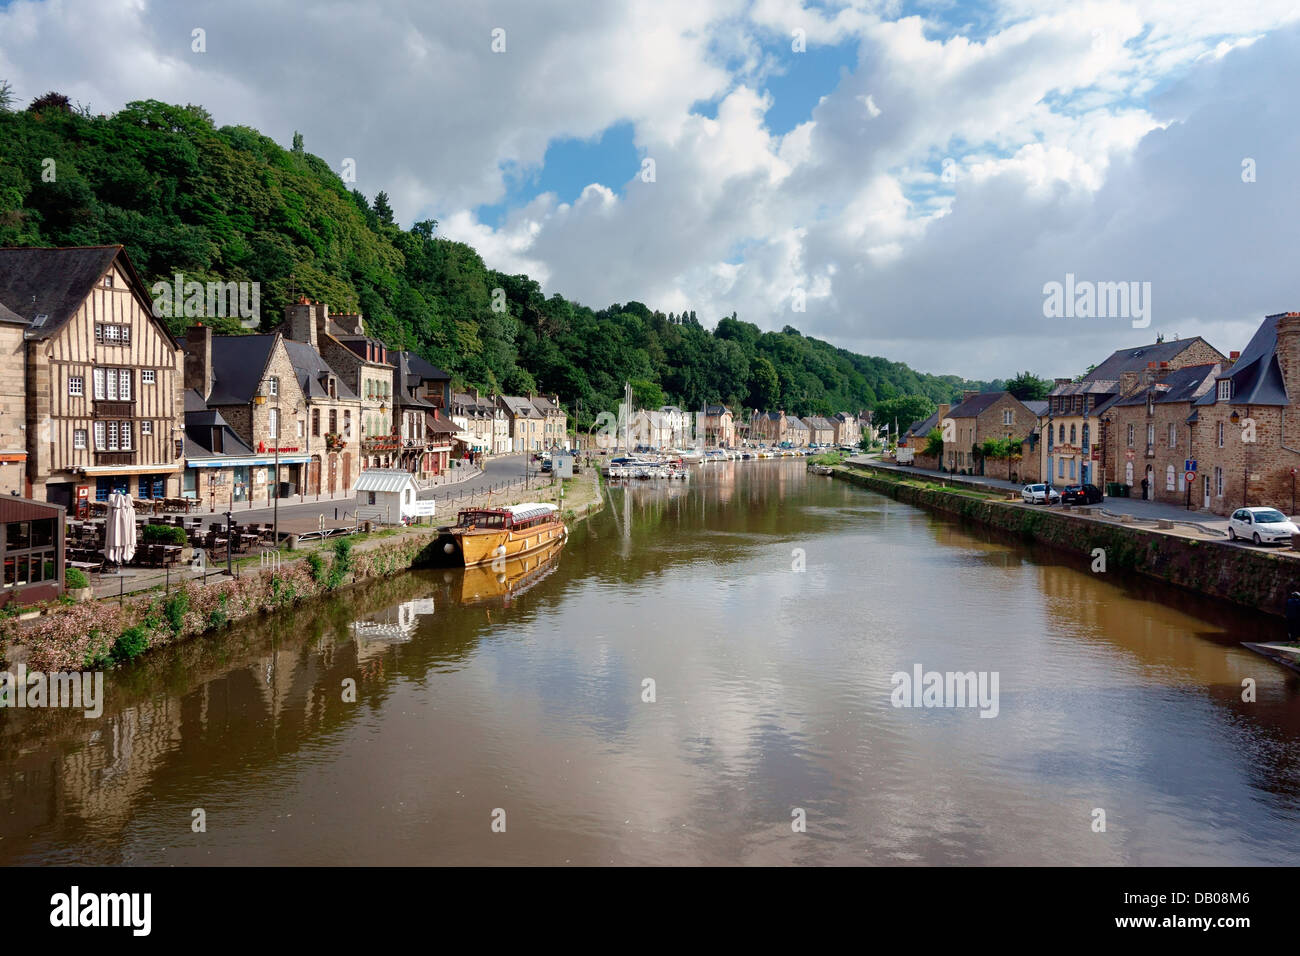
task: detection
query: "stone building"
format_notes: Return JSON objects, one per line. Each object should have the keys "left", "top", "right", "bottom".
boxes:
{"left": 499, "top": 395, "right": 543, "bottom": 452}
{"left": 801, "top": 415, "right": 837, "bottom": 445}
{"left": 1043, "top": 337, "right": 1224, "bottom": 488}
{"left": 0, "top": 302, "right": 27, "bottom": 496}
{"left": 942, "top": 391, "right": 1043, "bottom": 481}
{"left": 1098, "top": 362, "right": 1221, "bottom": 505}
{"left": 750, "top": 410, "right": 790, "bottom": 445}
{"left": 532, "top": 394, "right": 568, "bottom": 449}
{"left": 311, "top": 307, "right": 396, "bottom": 470}
{"left": 393, "top": 351, "right": 453, "bottom": 476}
{"left": 1189, "top": 312, "right": 1300, "bottom": 515}
{"left": 183, "top": 328, "right": 310, "bottom": 506}
{"left": 831, "top": 412, "right": 862, "bottom": 448}
{"left": 0, "top": 246, "right": 185, "bottom": 506}
{"left": 700, "top": 403, "right": 735, "bottom": 448}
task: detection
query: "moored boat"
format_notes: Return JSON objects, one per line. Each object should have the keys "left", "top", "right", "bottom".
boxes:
{"left": 441, "top": 502, "right": 566, "bottom": 566}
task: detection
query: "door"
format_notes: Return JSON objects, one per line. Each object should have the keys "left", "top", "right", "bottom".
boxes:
{"left": 342, "top": 452, "right": 352, "bottom": 491}
{"left": 328, "top": 453, "right": 338, "bottom": 494}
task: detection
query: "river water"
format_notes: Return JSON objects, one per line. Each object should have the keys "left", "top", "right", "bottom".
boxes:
{"left": 2, "top": 459, "right": 1297, "bottom": 865}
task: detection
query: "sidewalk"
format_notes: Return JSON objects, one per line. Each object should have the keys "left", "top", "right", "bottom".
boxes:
{"left": 849, "top": 456, "right": 1233, "bottom": 536}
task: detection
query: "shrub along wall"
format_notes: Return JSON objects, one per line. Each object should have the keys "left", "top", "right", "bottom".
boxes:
{"left": 836, "top": 466, "right": 1298, "bottom": 617}
{"left": 3, "top": 528, "right": 449, "bottom": 673}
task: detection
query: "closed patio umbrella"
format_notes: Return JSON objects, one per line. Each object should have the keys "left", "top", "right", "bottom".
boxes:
{"left": 102, "top": 492, "right": 138, "bottom": 568}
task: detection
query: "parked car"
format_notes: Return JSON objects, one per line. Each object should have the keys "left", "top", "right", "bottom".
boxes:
{"left": 1227, "top": 507, "right": 1299, "bottom": 545}
{"left": 1061, "top": 483, "right": 1103, "bottom": 505}
{"left": 1021, "top": 483, "right": 1061, "bottom": 505}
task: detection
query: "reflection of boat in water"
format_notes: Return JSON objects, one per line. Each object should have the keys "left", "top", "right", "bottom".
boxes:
{"left": 439, "top": 502, "right": 566, "bottom": 566}
{"left": 350, "top": 597, "right": 437, "bottom": 659}
{"left": 460, "top": 535, "right": 565, "bottom": 605}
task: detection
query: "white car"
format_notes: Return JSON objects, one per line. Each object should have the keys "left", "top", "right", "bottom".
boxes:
{"left": 1227, "top": 507, "right": 1299, "bottom": 545}
{"left": 1021, "top": 483, "right": 1061, "bottom": 505}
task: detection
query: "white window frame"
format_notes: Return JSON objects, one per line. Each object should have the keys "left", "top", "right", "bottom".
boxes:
{"left": 141, "top": 420, "right": 153, "bottom": 436}
{"left": 1168, "top": 423, "right": 1176, "bottom": 447}
{"left": 1217, "top": 422, "right": 1225, "bottom": 448}
{"left": 269, "top": 376, "right": 279, "bottom": 397}
{"left": 142, "top": 369, "right": 156, "bottom": 385}
{"left": 73, "top": 429, "right": 87, "bottom": 450}
{"left": 93, "top": 421, "right": 106, "bottom": 450}
{"left": 1218, "top": 380, "right": 1232, "bottom": 402}
{"left": 68, "top": 375, "right": 83, "bottom": 397}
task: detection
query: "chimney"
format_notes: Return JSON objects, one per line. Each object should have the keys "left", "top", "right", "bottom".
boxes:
{"left": 1227, "top": 350, "right": 1241, "bottom": 369}
{"left": 283, "top": 299, "right": 319, "bottom": 349}
{"left": 1154, "top": 361, "right": 1172, "bottom": 383}
{"left": 1120, "top": 371, "right": 1139, "bottom": 395}
{"left": 184, "top": 324, "right": 213, "bottom": 399}
{"left": 473, "top": 387, "right": 480, "bottom": 401}
{"left": 963, "top": 390, "right": 978, "bottom": 403}
{"left": 937, "top": 403, "right": 951, "bottom": 421}
{"left": 313, "top": 301, "right": 333, "bottom": 345}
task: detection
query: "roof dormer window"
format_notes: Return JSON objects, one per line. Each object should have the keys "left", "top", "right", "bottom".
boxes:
{"left": 1217, "top": 380, "right": 1232, "bottom": 402}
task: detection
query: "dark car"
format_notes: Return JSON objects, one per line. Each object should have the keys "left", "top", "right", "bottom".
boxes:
{"left": 1061, "top": 483, "right": 1103, "bottom": 505}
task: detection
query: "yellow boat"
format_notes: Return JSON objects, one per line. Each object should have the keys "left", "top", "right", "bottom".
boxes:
{"left": 460, "top": 535, "right": 565, "bottom": 604}
{"left": 443, "top": 502, "right": 566, "bottom": 566}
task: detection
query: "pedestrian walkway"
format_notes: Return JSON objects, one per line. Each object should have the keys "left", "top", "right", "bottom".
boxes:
{"left": 849, "top": 456, "right": 1233, "bottom": 535}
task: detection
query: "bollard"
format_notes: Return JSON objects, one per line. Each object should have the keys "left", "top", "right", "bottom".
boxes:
{"left": 287, "top": 534, "right": 299, "bottom": 551}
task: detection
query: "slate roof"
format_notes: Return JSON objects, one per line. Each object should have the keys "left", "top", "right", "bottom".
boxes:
{"left": 401, "top": 352, "right": 451, "bottom": 382}
{"left": 906, "top": 412, "right": 941, "bottom": 438}
{"left": 0, "top": 300, "right": 26, "bottom": 326}
{"left": 786, "top": 417, "right": 809, "bottom": 431}
{"left": 1114, "top": 363, "right": 1221, "bottom": 408}
{"left": 802, "top": 416, "right": 836, "bottom": 431}
{"left": 283, "top": 339, "right": 358, "bottom": 401}
{"left": 1195, "top": 314, "right": 1290, "bottom": 407}
{"left": 202, "top": 334, "right": 278, "bottom": 405}
{"left": 184, "top": 402, "right": 256, "bottom": 459}
{"left": 1049, "top": 379, "right": 1119, "bottom": 398}
{"left": 531, "top": 395, "right": 563, "bottom": 416}
{"left": 0, "top": 245, "right": 162, "bottom": 341}
{"left": 1023, "top": 400, "right": 1049, "bottom": 417}
{"left": 499, "top": 395, "right": 542, "bottom": 418}
{"left": 947, "top": 392, "right": 1003, "bottom": 418}
{"left": 704, "top": 403, "right": 731, "bottom": 417}
{"left": 1086, "top": 337, "right": 1214, "bottom": 382}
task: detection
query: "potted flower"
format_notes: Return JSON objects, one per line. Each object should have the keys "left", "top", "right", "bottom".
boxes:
{"left": 65, "top": 567, "right": 93, "bottom": 602}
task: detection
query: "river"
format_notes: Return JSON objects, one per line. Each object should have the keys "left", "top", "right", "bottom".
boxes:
{"left": 2, "top": 459, "right": 1297, "bottom": 865}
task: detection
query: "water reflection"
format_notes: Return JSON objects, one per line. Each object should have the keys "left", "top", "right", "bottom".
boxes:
{"left": 1, "top": 459, "right": 1298, "bottom": 866}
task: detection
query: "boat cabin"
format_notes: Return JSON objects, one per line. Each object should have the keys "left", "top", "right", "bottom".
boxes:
{"left": 454, "top": 503, "right": 557, "bottom": 531}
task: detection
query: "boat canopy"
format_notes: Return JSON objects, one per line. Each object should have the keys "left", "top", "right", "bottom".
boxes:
{"left": 505, "top": 503, "right": 558, "bottom": 524}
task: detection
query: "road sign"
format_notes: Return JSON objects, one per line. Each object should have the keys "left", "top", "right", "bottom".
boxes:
{"left": 1184, "top": 459, "right": 1197, "bottom": 472}
{"left": 1185, "top": 472, "right": 1197, "bottom": 483}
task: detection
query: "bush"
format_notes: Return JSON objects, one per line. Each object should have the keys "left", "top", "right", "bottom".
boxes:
{"left": 163, "top": 590, "right": 189, "bottom": 635}
{"left": 111, "top": 625, "right": 149, "bottom": 664}
{"left": 64, "top": 567, "right": 89, "bottom": 589}
{"left": 305, "top": 551, "right": 326, "bottom": 584}
{"left": 327, "top": 537, "right": 354, "bottom": 590}
{"left": 142, "top": 524, "right": 187, "bottom": 546}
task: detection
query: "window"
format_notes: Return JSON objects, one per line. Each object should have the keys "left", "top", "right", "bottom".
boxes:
{"left": 1146, "top": 423, "right": 1155, "bottom": 448}
{"left": 1058, "top": 424, "right": 1065, "bottom": 443}
{"left": 1217, "top": 422, "right": 1225, "bottom": 448}
{"left": 1002, "top": 410, "right": 1013, "bottom": 425}
{"left": 1215, "top": 466, "right": 1224, "bottom": 497}
{"left": 1068, "top": 459, "right": 1076, "bottom": 479}
{"left": 1168, "top": 423, "right": 1176, "bottom": 447}
{"left": 73, "top": 429, "right": 87, "bottom": 449}
{"left": 95, "top": 323, "right": 130, "bottom": 345}
{"left": 92, "top": 367, "right": 131, "bottom": 401}
{"left": 269, "top": 376, "right": 279, "bottom": 397}
{"left": 269, "top": 407, "right": 279, "bottom": 439}
{"left": 1217, "top": 380, "right": 1232, "bottom": 402}
{"left": 329, "top": 409, "right": 338, "bottom": 435}
{"left": 141, "top": 420, "right": 152, "bottom": 436}
{"left": 142, "top": 369, "right": 156, "bottom": 385}
{"left": 94, "top": 421, "right": 131, "bottom": 451}
{"left": 312, "top": 409, "right": 321, "bottom": 437}
{"left": 1166, "top": 465, "right": 1175, "bottom": 491}
{"left": 1058, "top": 458, "right": 1065, "bottom": 478}
{"left": 297, "top": 419, "right": 305, "bottom": 439}
{"left": 102, "top": 274, "right": 114, "bottom": 288}
{"left": 1081, "top": 424, "right": 1090, "bottom": 451}
{"left": 1127, "top": 424, "right": 1134, "bottom": 447}
{"left": 68, "top": 375, "right": 83, "bottom": 397}
{"left": 1069, "top": 424, "right": 1076, "bottom": 443}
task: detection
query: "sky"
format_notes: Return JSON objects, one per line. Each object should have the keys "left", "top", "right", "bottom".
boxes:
{"left": 1, "top": 0, "right": 1298, "bottom": 381}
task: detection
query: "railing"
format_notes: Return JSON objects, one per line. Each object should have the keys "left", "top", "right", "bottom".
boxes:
{"left": 95, "top": 450, "right": 136, "bottom": 465}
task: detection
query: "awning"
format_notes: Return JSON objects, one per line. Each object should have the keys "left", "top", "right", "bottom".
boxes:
{"left": 186, "top": 456, "right": 311, "bottom": 469}
{"left": 80, "top": 464, "right": 183, "bottom": 476}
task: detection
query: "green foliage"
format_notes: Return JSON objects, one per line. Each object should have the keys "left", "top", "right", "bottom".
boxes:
{"left": 207, "top": 594, "right": 230, "bottom": 630}
{"left": 1004, "top": 371, "right": 1051, "bottom": 402}
{"left": 305, "top": 551, "right": 327, "bottom": 584}
{"left": 0, "top": 80, "right": 14, "bottom": 112}
{"left": 326, "top": 536, "right": 354, "bottom": 590}
{"left": 142, "top": 524, "right": 188, "bottom": 545}
{"left": 64, "top": 567, "right": 89, "bottom": 589}
{"left": 111, "top": 625, "right": 149, "bottom": 664}
{"left": 924, "top": 427, "right": 945, "bottom": 458}
{"left": 0, "top": 99, "right": 992, "bottom": 421}
{"left": 980, "top": 438, "right": 1021, "bottom": 461}
{"left": 875, "top": 396, "right": 937, "bottom": 435}
{"left": 163, "top": 590, "right": 189, "bottom": 635}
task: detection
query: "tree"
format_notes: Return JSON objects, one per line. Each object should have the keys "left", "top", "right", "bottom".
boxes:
{"left": 873, "top": 395, "right": 936, "bottom": 435}
{"left": 373, "top": 190, "right": 395, "bottom": 226}
{"left": 1004, "top": 371, "right": 1051, "bottom": 402}
{"left": 27, "top": 91, "right": 71, "bottom": 113}
{"left": 629, "top": 378, "right": 664, "bottom": 410}
{"left": 291, "top": 131, "right": 304, "bottom": 154}
{"left": 0, "top": 80, "right": 14, "bottom": 112}
{"left": 924, "top": 428, "right": 944, "bottom": 458}
{"left": 747, "top": 355, "right": 780, "bottom": 410}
